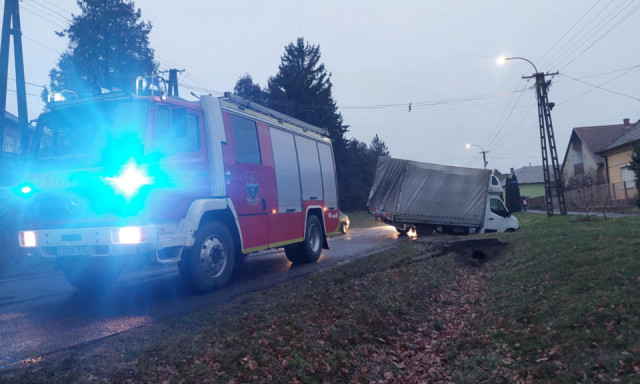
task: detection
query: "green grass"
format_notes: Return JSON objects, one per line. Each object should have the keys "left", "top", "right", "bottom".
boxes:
{"left": 453, "top": 213, "right": 640, "bottom": 383}
{"left": 3, "top": 213, "right": 640, "bottom": 383}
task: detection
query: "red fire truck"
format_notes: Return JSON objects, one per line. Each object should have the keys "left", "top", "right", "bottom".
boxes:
{"left": 16, "top": 81, "right": 340, "bottom": 292}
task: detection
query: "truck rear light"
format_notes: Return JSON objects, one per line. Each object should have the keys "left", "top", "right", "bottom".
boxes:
{"left": 112, "top": 227, "right": 147, "bottom": 245}
{"left": 19, "top": 231, "right": 37, "bottom": 247}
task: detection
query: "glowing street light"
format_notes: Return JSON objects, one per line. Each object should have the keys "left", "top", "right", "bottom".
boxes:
{"left": 496, "top": 56, "right": 538, "bottom": 73}
{"left": 466, "top": 143, "right": 489, "bottom": 169}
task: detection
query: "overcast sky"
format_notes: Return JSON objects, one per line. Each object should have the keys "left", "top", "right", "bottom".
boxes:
{"left": 5, "top": 0, "right": 640, "bottom": 172}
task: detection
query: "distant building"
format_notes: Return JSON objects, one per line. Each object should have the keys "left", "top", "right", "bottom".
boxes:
{"left": 2, "top": 111, "right": 21, "bottom": 154}
{"left": 560, "top": 119, "right": 634, "bottom": 187}
{"left": 597, "top": 120, "right": 640, "bottom": 200}
{"left": 503, "top": 166, "right": 546, "bottom": 198}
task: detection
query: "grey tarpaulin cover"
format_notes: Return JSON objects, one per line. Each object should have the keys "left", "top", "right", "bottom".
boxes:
{"left": 367, "top": 157, "right": 491, "bottom": 227}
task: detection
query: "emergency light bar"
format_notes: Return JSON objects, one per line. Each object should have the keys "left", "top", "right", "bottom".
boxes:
{"left": 47, "top": 90, "right": 77, "bottom": 103}
{"left": 136, "top": 76, "right": 167, "bottom": 97}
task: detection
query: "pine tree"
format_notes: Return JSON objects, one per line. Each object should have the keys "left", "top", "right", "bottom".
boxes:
{"left": 266, "top": 38, "right": 348, "bottom": 149}
{"left": 47, "top": 0, "right": 157, "bottom": 98}
{"left": 370, "top": 134, "right": 390, "bottom": 158}
{"left": 233, "top": 74, "right": 268, "bottom": 104}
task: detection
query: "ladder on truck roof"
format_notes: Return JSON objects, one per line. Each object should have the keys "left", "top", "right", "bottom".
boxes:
{"left": 222, "top": 92, "right": 329, "bottom": 138}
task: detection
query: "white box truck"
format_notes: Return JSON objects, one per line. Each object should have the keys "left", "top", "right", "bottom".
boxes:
{"left": 367, "top": 157, "right": 519, "bottom": 235}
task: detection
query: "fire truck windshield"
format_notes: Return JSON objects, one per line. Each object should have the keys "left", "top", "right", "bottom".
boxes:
{"left": 35, "top": 100, "right": 148, "bottom": 165}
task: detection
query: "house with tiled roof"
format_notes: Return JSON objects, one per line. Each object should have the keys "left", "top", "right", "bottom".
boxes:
{"left": 560, "top": 118, "right": 634, "bottom": 188}
{"left": 597, "top": 120, "right": 640, "bottom": 200}
{"left": 501, "top": 165, "right": 546, "bottom": 199}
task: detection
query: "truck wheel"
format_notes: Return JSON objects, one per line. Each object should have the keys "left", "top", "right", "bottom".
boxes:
{"left": 59, "top": 258, "right": 123, "bottom": 292}
{"left": 285, "top": 215, "right": 323, "bottom": 263}
{"left": 179, "top": 221, "right": 235, "bottom": 292}
{"left": 396, "top": 228, "right": 408, "bottom": 236}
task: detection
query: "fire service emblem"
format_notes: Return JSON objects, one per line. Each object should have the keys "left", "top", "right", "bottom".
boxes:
{"left": 245, "top": 171, "right": 259, "bottom": 206}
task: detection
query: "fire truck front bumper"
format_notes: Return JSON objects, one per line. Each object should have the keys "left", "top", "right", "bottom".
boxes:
{"left": 18, "top": 225, "right": 161, "bottom": 258}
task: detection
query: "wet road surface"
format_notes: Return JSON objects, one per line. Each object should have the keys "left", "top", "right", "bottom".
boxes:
{"left": 0, "top": 226, "right": 399, "bottom": 367}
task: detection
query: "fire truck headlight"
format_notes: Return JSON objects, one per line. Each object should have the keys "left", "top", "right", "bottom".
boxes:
{"left": 103, "top": 160, "right": 153, "bottom": 199}
{"left": 19, "top": 231, "right": 37, "bottom": 247}
{"left": 112, "top": 226, "right": 147, "bottom": 244}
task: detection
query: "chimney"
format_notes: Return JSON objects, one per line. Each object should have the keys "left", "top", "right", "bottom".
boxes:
{"left": 624, "top": 118, "right": 630, "bottom": 128}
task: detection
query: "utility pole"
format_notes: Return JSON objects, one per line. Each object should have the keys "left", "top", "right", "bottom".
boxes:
{"left": 466, "top": 144, "right": 489, "bottom": 169}
{"left": 0, "top": 0, "right": 28, "bottom": 155}
{"left": 480, "top": 149, "right": 489, "bottom": 169}
{"left": 164, "top": 68, "right": 184, "bottom": 97}
{"left": 523, "top": 71, "right": 567, "bottom": 216}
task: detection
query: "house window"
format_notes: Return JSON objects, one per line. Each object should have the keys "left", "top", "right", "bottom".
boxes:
{"left": 620, "top": 164, "right": 635, "bottom": 189}
{"left": 574, "top": 163, "right": 584, "bottom": 175}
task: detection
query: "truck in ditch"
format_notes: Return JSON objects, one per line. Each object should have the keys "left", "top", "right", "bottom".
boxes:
{"left": 367, "top": 157, "right": 519, "bottom": 235}
{"left": 16, "top": 79, "right": 340, "bottom": 292}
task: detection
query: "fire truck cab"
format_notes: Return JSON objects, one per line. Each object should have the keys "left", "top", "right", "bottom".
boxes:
{"left": 17, "top": 87, "right": 340, "bottom": 292}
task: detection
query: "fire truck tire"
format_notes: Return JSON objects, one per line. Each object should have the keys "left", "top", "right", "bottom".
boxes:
{"left": 179, "top": 221, "right": 235, "bottom": 292}
{"left": 285, "top": 215, "right": 323, "bottom": 263}
{"left": 59, "top": 258, "right": 123, "bottom": 292}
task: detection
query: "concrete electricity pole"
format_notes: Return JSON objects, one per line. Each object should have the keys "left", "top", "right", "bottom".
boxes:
{"left": 0, "top": 0, "right": 28, "bottom": 154}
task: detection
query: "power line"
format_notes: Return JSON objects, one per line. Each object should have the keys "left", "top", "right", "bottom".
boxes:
{"left": 35, "top": 0, "right": 75, "bottom": 16}
{"left": 559, "top": 72, "right": 640, "bottom": 102}
{"left": 8, "top": 76, "right": 45, "bottom": 88}
{"left": 551, "top": 0, "right": 637, "bottom": 70}
{"left": 538, "top": 0, "right": 603, "bottom": 64}
{"left": 485, "top": 79, "right": 528, "bottom": 149}
{"left": 6, "top": 88, "right": 41, "bottom": 98}
{"left": 540, "top": 0, "right": 616, "bottom": 69}
{"left": 558, "top": 2, "right": 640, "bottom": 70}
{"left": 21, "top": 34, "right": 63, "bottom": 55}
{"left": 20, "top": 1, "right": 68, "bottom": 28}
{"left": 29, "top": 0, "right": 71, "bottom": 23}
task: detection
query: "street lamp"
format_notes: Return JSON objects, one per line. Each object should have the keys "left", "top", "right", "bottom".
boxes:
{"left": 466, "top": 143, "right": 489, "bottom": 169}
{"left": 497, "top": 55, "right": 567, "bottom": 216}
{"left": 496, "top": 56, "right": 538, "bottom": 73}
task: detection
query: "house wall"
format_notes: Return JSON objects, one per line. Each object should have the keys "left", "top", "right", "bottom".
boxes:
{"left": 519, "top": 183, "right": 545, "bottom": 198}
{"left": 562, "top": 137, "right": 603, "bottom": 186}
{"left": 605, "top": 146, "right": 633, "bottom": 185}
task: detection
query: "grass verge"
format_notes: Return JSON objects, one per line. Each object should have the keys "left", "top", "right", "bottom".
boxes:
{"left": 2, "top": 240, "right": 479, "bottom": 383}
{"left": 2, "top": 213, "right": 639, "bottom": 383}
{"left": 452, "top": 213, "right": 640, "bottom": 383}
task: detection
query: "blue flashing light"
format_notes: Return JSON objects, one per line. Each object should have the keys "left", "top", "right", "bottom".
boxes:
{"left": 103, "top": 159, "right": 153, "bottom": 199}
{"left": 14, "top": 183, "right": 37, "bottom": 198}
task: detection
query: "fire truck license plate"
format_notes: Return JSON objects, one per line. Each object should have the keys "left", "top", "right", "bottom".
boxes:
{"left": 56, "top": 246, "right": 92, "bottom": 256}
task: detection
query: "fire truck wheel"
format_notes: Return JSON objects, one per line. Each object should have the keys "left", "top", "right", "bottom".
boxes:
{"left": 285, "top": 215, "right": 323, "bottom": 263}
{"left": 179, "top": 221, "right": 235, "bottom": 292}
{"left": 59, "top": 258, "right": 123, "bottom": 292}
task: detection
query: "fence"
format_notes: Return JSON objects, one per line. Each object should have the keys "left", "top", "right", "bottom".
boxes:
{"left": 564, "top": 181, "right": 638, "bottom": 211}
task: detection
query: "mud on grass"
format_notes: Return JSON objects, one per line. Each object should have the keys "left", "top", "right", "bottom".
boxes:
{"left": 2, "top": 241, "right": 488, "bottom": 383}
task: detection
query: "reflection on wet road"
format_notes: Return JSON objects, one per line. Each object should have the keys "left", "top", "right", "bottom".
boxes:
{"left": 0, "top": 226, "right": 399, "bottom": 367}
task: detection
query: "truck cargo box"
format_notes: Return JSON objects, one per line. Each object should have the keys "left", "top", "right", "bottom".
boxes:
{"left": 367, "top": 157, "right": 491, "bottom": 227}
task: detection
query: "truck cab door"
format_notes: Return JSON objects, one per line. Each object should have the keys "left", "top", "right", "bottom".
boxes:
{"left": 484, "top": 196, "right": 511, "bottom": 232}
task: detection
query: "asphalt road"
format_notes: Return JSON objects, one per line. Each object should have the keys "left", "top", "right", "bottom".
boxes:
{"left": 0, "top": 225, "right": 399, "bottom": 368}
